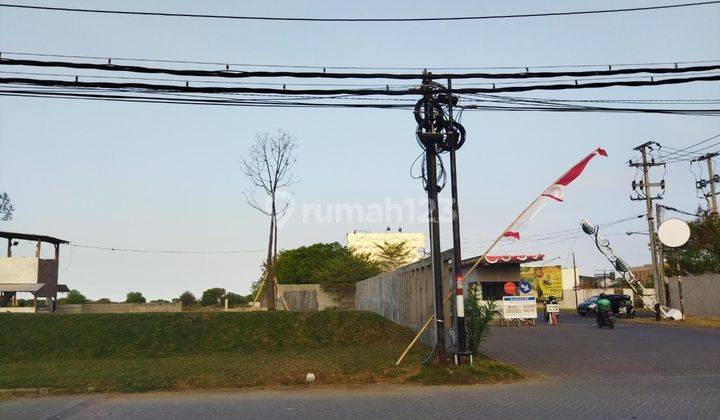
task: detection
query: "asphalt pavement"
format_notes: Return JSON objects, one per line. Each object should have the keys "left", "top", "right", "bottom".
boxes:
{"left": 2, "top": 313, "right": 719, "bottom": 419}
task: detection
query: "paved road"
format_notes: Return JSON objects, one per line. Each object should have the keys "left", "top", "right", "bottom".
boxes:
{"left": 2, "top": 314, "right": 719, "bottom": 419}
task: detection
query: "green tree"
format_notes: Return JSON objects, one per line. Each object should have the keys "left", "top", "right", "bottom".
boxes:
{"left": 62, "top": 289, "right": 88, "bottom": 305}
{"left": 225, "top": 292, "right": 249, "bottom": 307}
{"left": 200, "top": 288, "right": 226, "bottom": 307}
{"left": 275, "top": 242, "right": 346, "bottom": 284}
{"left": 178, "top": 291, "right": 197, "bottom": 307}
{"left": 94, "top": 298, "right": 112, "bottom": 304}
{"left": 125, "top": 292, "right": 146, "bottom": 304}
{"left": 667, "top": 214, "right": 720, "bottom": 275}
{"left": 312, "top": 250, "right": 381, "bottom": 300}
{"left": 373, "top": 240, "right": 416, "bottom": 272}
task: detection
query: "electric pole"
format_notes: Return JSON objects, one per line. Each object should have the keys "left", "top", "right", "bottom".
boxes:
{"left": 629, "top": 141, "right": 665, "bottom": 309}
{"left": 655, "top": 203, "right": 670, "bottom": 307}
{"left": 446, "top": 78, "right": 469, "bottom": 365}
{"left": 692, "top": 152, "right": 719, "bottom": 215}
{"left": 418, "top": 74, "right": 447, "bottom": 364}
{"left": 572, "top": 252, "right": 579, "bottom": 308}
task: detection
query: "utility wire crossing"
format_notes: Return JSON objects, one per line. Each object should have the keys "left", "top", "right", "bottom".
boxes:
{"left": 69, "top": 243, "right": 266, "bottom": 254}
{"left": 3, "top": 58, "right": 720, "bottom": 80}
{"left": 1, "top": 1, "right": 718, "bottom": 22}
{"left": 4, "top": 51, "right": 719, "bottom": 71}
{"left": 2, "top": 58, "right": 719, "bottom": 114}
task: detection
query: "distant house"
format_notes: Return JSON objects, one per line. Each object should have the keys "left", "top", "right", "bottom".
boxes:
{"left": 0, "top": 231, "right": 70, "bottom": 312}
{"left": 347, "top": 228, "right": 425, "bottom": 262}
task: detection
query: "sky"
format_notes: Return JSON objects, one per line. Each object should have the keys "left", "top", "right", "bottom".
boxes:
{"left": 1, "top": 1, "right": 719, "bottom": 301}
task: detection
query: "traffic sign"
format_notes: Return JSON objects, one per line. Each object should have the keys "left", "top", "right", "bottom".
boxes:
{"left": 504, "top": 281, "right": 517, "bottom": 295}
{"left": 519, "top": 281, "right": 532, "bottom": 294}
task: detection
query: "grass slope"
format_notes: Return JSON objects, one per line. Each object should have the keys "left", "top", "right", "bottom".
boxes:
{"left": 0, "top": 311, "right": 520, "bottom": 393}
{"left": 1, "top": 311, "right": 410, "bottom": 359}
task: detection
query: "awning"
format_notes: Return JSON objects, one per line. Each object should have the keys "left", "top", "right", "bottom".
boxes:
{"left": 0, "top": 283, "right": 45, "bottom": 292}
{"left": 485, "top": 254, "right": 545, "bottom": 264}
{"left": 57, "top": 284, "right": 70, "bottom": 293}
{"left": 0, "top": 231, "right": 69, "bottom": 245}
{"left": 463, "top": 254, "right": 545, "bottom": 266}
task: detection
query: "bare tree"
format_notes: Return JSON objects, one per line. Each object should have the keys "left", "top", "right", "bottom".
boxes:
{"left": 241, "top": 131, "right": 298, "bottom": 310}
{"left": 0, "top": 192, "right": 14, "bottom": 222}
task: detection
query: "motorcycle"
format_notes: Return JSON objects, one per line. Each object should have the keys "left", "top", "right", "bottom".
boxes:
{"left": 617, "top": 305, "right": 636, "bottom": 319}
{"left": 596, "top": 310, "right": 615, "bottom": 329}
{"left": 543, "top": 296, "right": 560, "bottom": 326}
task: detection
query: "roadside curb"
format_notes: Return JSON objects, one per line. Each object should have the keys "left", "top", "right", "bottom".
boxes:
{"left": 0, "top": 388, "right": 54, "bottom": 397}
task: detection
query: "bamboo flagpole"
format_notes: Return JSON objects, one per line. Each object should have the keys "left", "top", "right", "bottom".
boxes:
{"left": 251, "top": 274, "right": 268, "bottom": 308}
{"left": 394, "top": 147, "right": 607, "bottom": 365}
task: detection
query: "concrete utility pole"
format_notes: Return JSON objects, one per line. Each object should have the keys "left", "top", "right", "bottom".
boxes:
{"left": 655, "top": 203, "right": 670, "bottom": 307}
{"left": 446, "top": 78, "right": 469, "bottom": 365}
{"left": 572, "top": 252, "right": 579, "bottom": 308}
{"left": 418, "top": 75, "right": 447, "bottom": 364}
{"left": 692, "top": 152, "right": 719, "bottom": 215}
{"left": 629, "top": 141, "right": 665, "bottom": 309}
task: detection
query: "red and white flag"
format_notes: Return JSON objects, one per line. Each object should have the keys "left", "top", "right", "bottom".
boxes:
{"left": 503, "top": 147, "right": 607, "bottom": 241}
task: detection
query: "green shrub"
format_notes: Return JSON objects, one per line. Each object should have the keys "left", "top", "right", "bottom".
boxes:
{"left": 62, "top": 289, "right": 88, "bottom": 305}
{"left": 464, "top": 292, "right": 497, "bottom": 354}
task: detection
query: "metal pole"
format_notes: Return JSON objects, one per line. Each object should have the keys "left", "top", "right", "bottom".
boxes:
{"left": 447, "top": 78, "right": 467, "bottom": 365}
{"left": 676, "top": 251, "right": 685, "bottom": 317}
{"left": 656, "top": 203, "right": 670, "bottom": 306}
{"left": 572, "top": 252, "right": 579, "bottom": 308}
{"left": 706, "top": 154, "right": 718, "bottom": 214}
{"left": 422, "top": 77, "right": 447, "bottom": 364}
{"left": 638, "top": 146, "right": 662, "bottom": 315}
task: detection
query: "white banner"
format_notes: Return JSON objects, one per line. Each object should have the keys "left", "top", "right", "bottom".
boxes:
{"left": 502, "top": 296, "right": 537, "bottom": 320}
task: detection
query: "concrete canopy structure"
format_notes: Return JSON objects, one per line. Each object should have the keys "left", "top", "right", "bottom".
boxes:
{"left": 0, "top": 231, "right": 69, "bottom": 312}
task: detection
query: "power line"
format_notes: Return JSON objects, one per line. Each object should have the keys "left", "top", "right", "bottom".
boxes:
{"left": 1, "top": 1, "right": 718, "bottom": 22}
{"left": 655, "top": 134, "right": 720, "bottom": 161}
{"left": 3, "top": 73, "right": 720, "bottom": 96}
{"left": 8, "top": 68, "right": 720, "bottom": 92}
{"left": 659, "top": 204, "right": 700, "bottom": 217}
{"left": 3, "top": 89, "right": 720, "bottom": 115}
{"left": 4, "top": 57, "right": 720, "bottom": 80}
{"left": 656, "top": 141, "right": 720, "bottom": 164}
{"left": 70, "top": 243, "right": 265, "bottom": 254}
{"left": 447, "top": 214, "right": 644, "bottom": 245}
{"left": 4, "top": 51, "right": 719, "bottom": 71}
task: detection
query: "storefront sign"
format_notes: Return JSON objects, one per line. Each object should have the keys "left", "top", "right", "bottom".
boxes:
{"left": 520, "top": 265, "right": 564, "bottom": 299}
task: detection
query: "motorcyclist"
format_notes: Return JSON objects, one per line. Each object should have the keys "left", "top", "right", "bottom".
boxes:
{"left": 596, "top": 293, "right": 612, "bottom": 325}
{"left": 543, "top": 295, "right": 558, "bottom": 320}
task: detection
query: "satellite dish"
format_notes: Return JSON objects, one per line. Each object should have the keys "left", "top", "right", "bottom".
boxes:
{"left": 658, "top": 218, "right": 690, "bottom": 248}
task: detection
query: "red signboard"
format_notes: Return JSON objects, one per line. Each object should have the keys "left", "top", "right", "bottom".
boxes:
{"left": 504, "top": 281, "right": 517, "bottom": 295}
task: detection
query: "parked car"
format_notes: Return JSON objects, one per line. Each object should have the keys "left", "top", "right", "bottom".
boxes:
{"left": 577, "top": 296, "right": 599, "bottom": 316}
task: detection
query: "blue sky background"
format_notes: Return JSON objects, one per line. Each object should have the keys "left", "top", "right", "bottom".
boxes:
{"left": 1, "top": 1, "right": 719, "bottom": 300}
